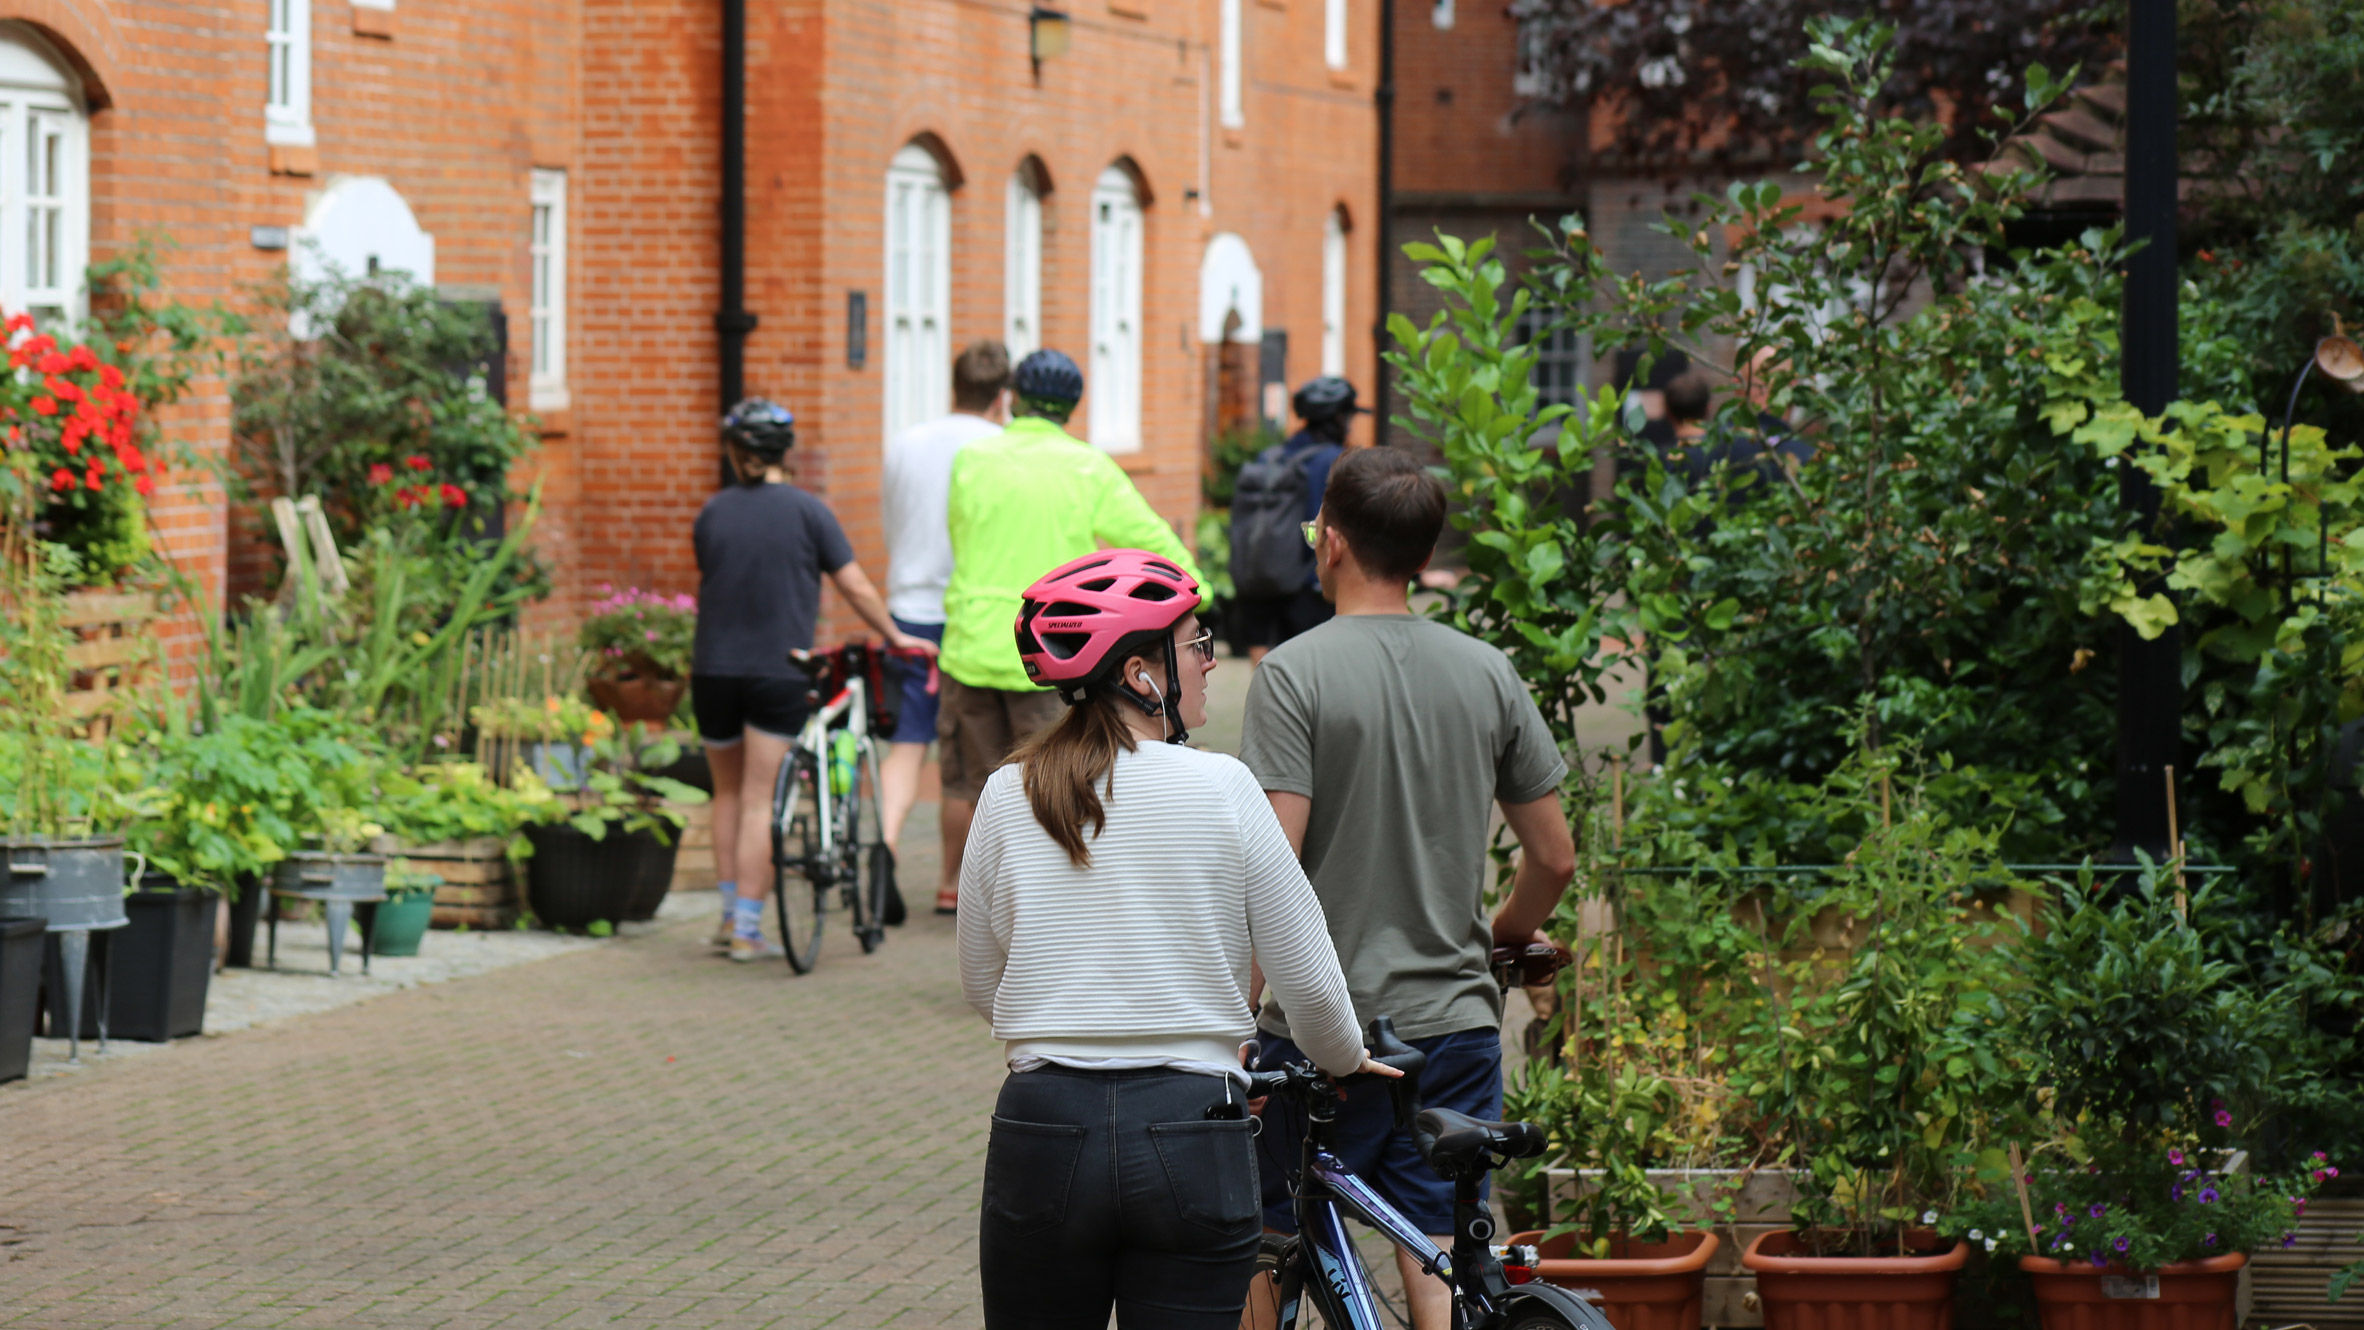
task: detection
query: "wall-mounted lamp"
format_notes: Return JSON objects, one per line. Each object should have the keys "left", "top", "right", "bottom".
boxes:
{"left": 1030, "top": 7, "right": 1070, "bottom": 79}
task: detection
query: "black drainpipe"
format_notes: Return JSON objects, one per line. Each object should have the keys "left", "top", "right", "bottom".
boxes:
{"left": 1372, "top": 0, "right": 1396, "bottom": 444}
{"left": 715, "top": 0, "right": 758, "bottom": 483}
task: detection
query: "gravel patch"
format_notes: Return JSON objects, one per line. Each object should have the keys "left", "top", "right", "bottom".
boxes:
{"left": 21, "top": 888, "right": 714, "bottom": 1082}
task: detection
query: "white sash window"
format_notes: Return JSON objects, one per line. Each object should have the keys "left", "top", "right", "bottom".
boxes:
{"left": 0, "top": 29, "right": 85, "bottom": 330}
{"left": 884, "top": 143, "right": 951, "bottom": 442}
{"left": 1088, "top": 166, "right": 1144, "bottom": 453}
{"left": 1005, "top": 167, "right": 1043, "bottom": 361}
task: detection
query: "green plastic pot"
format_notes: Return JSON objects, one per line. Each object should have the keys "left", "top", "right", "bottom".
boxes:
{"left": 354, "top": 891, "right": 435, "bottom": 958}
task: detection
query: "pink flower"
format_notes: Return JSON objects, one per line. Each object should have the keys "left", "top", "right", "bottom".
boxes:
{"left": 2215, "top": 1108, "right": 2233, "bottom": 1128}
{"left": 2169, "top": 1149, "right": 2185, "bottom": 1166}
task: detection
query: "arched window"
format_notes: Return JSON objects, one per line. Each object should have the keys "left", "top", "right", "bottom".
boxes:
{"left": 1088, "top": 165, "right": 1144, "bottom": 453}
{"left": 1005, "top": 161, "right": 1045, "bottom": 361}
{"left": 1320, "top": 206, "right": 1348, "bottom": 377}
{"left": 1325, "top": 0, "right": 1347, "bottom": 69}
{"left": 884, "top": 142, "right": 952, "bottom": 441}
{"left": 0, "top": 27, "right": 87, "bottom": 330}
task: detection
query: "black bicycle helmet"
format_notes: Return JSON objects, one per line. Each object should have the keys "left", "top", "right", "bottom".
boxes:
{"left": 1012, "top": 349, "right": 1085, "bottom": 405}
{"left": 721, "top": 397, "right": 797, "bottom": 459}
{"left": 1292, "top": 376, "right": 1363, "bottom": 424}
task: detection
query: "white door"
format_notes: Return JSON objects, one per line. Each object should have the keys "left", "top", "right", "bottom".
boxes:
{"left": 1320, "top": 208, "right": 1348, "bottom": 377}
{"left": 884, "top": 143, "right": 951, "bottom": 443}
{"left": 0, "top": 28, "right": 87, "bottom": 331}
{"left": 1088, "top": 166, "right": 1143, "bottom": 452}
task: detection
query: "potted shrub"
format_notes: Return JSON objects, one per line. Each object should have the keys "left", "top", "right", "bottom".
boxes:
{"left": 1947, "top": 868, "right": 2355, "bottom": 1329}
{"left": 517, "top": 733, "right": 702, "bottom": 930}
{"left": 580, "top": 585, "right": 694, "bottom": 724}
{"left": 376, "top": 760, "right": 537, "bottom": 930}
{"left": 122, "top": 713, "right": 320, "bottom": 973}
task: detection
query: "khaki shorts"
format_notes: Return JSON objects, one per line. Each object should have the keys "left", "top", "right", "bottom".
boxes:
{"left": 937, "top": 677, "right": 1066, "bottom": 803}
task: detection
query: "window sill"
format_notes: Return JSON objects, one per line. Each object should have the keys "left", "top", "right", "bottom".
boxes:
{"left": 264, "top": 119, "right": 316, "bottom": 148}
{"left": 268, "top": 143, "right": 319, "bottom": 177}
{"left": 529, "top": 383, "right": 572, "bottom": 414}
{"left": 1106, "top": 0, "right": 1150, "bottom": 16}
{"left": 1327, "top": 67, "right": 1356, "bottom": 89}
{"left": 352, "top": 3, "right": 396, "bottom": 37}
{"left": 532, "top": 408, "right": 571, "bottom": 439}
{"left": 1222, "top": 126, "right": 1246, "bottom": 149}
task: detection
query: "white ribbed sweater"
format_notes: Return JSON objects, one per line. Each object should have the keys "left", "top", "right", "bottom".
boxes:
{"left": 956, "top": 742, "right": 1365, "bottom": 1078}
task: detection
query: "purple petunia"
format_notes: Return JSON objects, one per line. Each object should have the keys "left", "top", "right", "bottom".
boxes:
{"left": 2172, "top": 1184, "right": 2186, "bottom": 1201}
{"left": 2200, "top": 1187, "right": 2221, "bottom": 1205}
{"left": 2090, "top": 1250, "right": 2109, "bottom": 1268}
{"left": 2216, "top": 1108, "right": 2234, "bottom": 1128}
{"left": 2283, "top": 1234, "right": 2299, "bottom": 1249}
{"left": 2114, "top": 1237, "right": 2131, "bottom": 1253}
{"left": 2204, "top": 1232, "right": 2219, "bottom": 1247}
{"left": 2090, "top": 1203, "right": 2108, "bottom": 1219}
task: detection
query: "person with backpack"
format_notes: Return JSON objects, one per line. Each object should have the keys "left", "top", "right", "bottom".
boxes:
{"left": 1226, "top": 377, "right": 1355, "bottom": 663}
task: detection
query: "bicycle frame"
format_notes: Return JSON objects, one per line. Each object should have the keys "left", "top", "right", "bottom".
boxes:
{"left": 786, "top": 673, "right": 868, "bottom": 876}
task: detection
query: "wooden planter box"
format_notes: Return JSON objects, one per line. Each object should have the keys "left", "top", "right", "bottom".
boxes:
{"left": 387, "top": 837, "right": 517, "bottom": 930}
{"left": 1548, "top": 1167, "right": 1802, "bottom": 1328}
{"left": 61, "top": 589, "right": 162, "bottom": 735}
{"left": 668, "top": 801, "right": 716, "bottom": 894}
{"left": 2247, "top": 1189, "right": 2364, "bottom": 1330}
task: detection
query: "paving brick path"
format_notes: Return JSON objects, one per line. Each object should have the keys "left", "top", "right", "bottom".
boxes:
{"left": 1, "top": 888, "right": 1009, "bottom": 1328}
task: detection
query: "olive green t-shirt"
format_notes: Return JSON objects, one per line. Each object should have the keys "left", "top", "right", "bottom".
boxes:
{"left": 1240, "top": 614, "right": 1568, "bottom": 1043}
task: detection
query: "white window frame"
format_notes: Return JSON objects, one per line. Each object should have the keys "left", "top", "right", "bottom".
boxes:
{"left": 1320, "top": 208, "right": 1347, "bottom": 377}
{"left": 1088, "top": 166, "right": 1144, "bottom": 453}
{"left": 265, "top": 0, "right": 314, "bottom": 147}
{"left": 1219, "top": 0, "right": 1244, "bottom": 129}
{"left": 0, "top": 30, "right": 87, "bottom": 331}
{"left": 1004, "top": 168, "right": 1043, "bottom": 361}
{"left": 528, "top": 169, "right": 568, "bottom": 412}
{"left": 884, "top": 143, "right": 951, "bottom": 443}
{"left": 1325, "top": 0, "right": 1348, "bottom": 70}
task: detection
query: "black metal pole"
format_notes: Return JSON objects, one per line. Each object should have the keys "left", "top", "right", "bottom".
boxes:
{"left": 2113, "top": 0, "right": 2181, "bottom": 861}
{"left": 1372, "top": 0, "right": 1395, "bottom": 444}
{"left": 715, "top": 0, "right": 758, "bottom": 483}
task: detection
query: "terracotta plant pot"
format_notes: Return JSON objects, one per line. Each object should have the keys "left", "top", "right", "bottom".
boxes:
{"left": 1507, "top": 1229, "right": 1718, "bottom": 1330}
{"left": 2018, "top": 1252, "right": 2246, "bottom": 1330}
{"left": 588, "top": 674, "right": 686, "bottom": 724}
{"left": 1741, "top": 1230, "right": 1968, "bottom": 1330}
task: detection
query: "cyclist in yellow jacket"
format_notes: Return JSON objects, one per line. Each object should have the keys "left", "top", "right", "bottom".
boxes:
{"left": 934, "top": 348, "right": 1202, "bottom": 913}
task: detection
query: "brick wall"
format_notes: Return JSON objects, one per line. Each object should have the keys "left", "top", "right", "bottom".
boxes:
{"left": 35, "top": 0, "right": 1375, "bottom": 660}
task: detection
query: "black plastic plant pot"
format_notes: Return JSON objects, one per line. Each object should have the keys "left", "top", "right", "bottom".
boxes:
{"left": 223, "top": 872, "right": 266, "bottom": 968}
{"left": 0, "top": 917, "right": 44, "bottom": 1083}
{"left": 523, "top": 824, "right": 641, "bottom": 929}
{"left": 625, "top": 829, "right": 677, "bottom": 922}
{"left": 46, "top": 885, "right": 215, "bottom": 1042}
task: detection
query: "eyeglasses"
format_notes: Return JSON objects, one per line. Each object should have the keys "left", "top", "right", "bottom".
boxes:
{"left": 1301, "top": 519, "right": 1321, "bottom": 549}
{"left": 1183, "top": 628, "right": 1216, "bottom": 662}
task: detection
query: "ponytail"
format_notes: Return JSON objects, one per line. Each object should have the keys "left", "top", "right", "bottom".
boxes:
{"left": 1012, "top": 691, "right": 1139, "bottom": 868}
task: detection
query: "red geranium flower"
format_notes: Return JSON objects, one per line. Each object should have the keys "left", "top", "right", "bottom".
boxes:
{"left": 440, "top": 483, "right": 468, "bottom": 507}
{"left": 48, "top": 466, "right": 73, "bottom": 491}
{"left": 6, "top": 312, "right": 34, "bottom": 335}
{"left": 30, "top": 396, "right": 55, "bottom": 416}
{"left": 395, "top": 488, "right": 420, "bottom": 509}
{"left": 66, "top": 344, "right": 97, "bottom": 372}
{"left": 97, "top": 363, "right": 123, "bottom": 391}
{"left": 133, "top": 474, "right": 154, "bottom": 496}
{"left": 404, "top": 454, "right": 431, "bottom": 472}
{"left": 368, "top": 462, "right": 395, "bottom": 485}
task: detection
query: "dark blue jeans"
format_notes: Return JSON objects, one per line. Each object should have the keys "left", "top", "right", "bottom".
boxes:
{"left": 981, "top": 1066, "right": 1261, "bottom": 1329}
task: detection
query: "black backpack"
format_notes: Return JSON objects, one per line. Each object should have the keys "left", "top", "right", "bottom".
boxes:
{"left": 1230, "top": 444, "right": 1319, "bottom": 598}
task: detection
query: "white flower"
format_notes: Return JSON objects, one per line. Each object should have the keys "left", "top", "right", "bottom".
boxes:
{"left": 1969, "top": 1230, "right": 1985, "bottom": 1242}
{"left": 1922, "top": 1211, "right": 1938, "bottom": 1225}
{"left": 1985, "top": 1238, "right": 1999, "bottom": 1253}
{"left": 2062, "top": 1241, "right": 2075, "bottom": 1251}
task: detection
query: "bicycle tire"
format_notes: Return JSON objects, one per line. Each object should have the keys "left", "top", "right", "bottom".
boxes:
{"left": 772, "top": 748, "right": 826, "bottom": 974}
{"left": 836, "top": 767, "right": 882, "bottom": 953}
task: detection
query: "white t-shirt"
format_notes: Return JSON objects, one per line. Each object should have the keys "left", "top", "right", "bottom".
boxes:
{"left": 883, "top": 412, "right": 1001, "bottom": 624}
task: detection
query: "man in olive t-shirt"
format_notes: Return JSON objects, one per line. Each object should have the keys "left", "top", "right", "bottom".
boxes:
{"left": 1240, "top": 446, "right": 1576, "bottom": 1330}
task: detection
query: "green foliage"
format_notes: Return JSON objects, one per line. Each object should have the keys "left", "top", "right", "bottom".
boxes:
{"left": 119, "top": 714, "right": 350, "bottom": 893}
{"left": 1947, "top": 1138, "right": 2320, "bottom": 1270}
{"left": 375, "top": 761, "right": 547, "bottom": 850}
{"left": 518, "top": 732, "right": 705, "bottom": 849}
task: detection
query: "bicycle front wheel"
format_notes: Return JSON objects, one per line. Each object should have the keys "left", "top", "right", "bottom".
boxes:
{"left": 771, "top": 748, "right": 827, "bottom": 973}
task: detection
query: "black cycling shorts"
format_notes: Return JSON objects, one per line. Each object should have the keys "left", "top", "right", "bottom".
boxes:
{"left": 690, "top": 674, "right": 810, "bottom": 745}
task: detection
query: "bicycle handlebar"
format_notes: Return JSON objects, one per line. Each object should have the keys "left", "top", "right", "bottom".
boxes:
{"left": 1245, "top": 1015, "right": 1429, "bottom": 1132}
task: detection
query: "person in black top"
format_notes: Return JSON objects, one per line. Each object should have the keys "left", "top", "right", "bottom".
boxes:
{"left": 697, "top": 398, "right": 935, "bottom": 961}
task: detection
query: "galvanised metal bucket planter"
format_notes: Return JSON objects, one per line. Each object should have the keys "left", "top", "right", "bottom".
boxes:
{"left": 1, "top": 836, "right": 135, "bottom": 1062}
{"left": 268, "top": 852, "right": 388, "bottom": 976}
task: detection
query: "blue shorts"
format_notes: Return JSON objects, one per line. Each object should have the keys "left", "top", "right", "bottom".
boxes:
{"left": 1253, "top": 1026, "right": 1503, "bottom": 1235}
{"left": 886, "top": 618, "right": 945, "bottom": 745}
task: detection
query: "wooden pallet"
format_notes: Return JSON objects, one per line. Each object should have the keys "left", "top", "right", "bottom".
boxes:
{"left": 60, "top": 589, "right": 161, "bottom": 733}
{"left": 2250, "top": 1194, "right": 2364, "bottom": 1330}
{"left": 669, "top": 802, "right": 716, "bottom": 893}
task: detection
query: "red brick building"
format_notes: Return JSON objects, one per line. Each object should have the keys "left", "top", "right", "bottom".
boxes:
{"left": 20, "top": 0, "right": 1376, "bottom": 636}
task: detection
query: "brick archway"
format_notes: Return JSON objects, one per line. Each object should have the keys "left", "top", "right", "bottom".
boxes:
{"left": 0, "top": 2, "right": 125, "bottom": 108}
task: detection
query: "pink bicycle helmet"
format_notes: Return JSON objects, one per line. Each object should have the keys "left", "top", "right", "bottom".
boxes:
{"left": 1015, "top": 550, "right": 1201, "bottom": 700}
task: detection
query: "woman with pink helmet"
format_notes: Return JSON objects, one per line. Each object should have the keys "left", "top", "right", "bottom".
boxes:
{"left": 956, "top": 548, "right": 1395, "bottom": 1328}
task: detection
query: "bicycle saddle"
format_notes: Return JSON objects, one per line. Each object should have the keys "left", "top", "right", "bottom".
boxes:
{"left": 1413, "top": 1107, "right": 1546, "bottom": 1181}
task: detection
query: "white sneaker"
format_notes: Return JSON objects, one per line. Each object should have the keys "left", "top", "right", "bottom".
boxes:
{"left": 708, "top": 918, "right": 735, "bottom": 952}
{"left": 729, "top": 936, "right": 785, "bottom": 963}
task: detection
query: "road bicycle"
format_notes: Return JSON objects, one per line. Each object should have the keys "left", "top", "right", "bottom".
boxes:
{"left": 768, "top": 641, "right": 931, "bottom": 974}
{"left": 1247, "top": 955, "right": 1597, "bottom": 1330}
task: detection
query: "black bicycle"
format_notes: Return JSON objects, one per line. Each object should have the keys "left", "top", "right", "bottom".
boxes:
{"left": 1246, "top": 1014, "right": 1609, "bottom": 1330}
